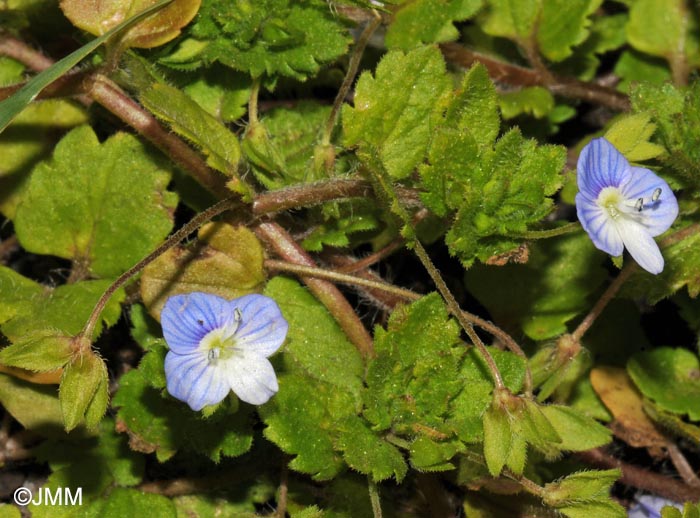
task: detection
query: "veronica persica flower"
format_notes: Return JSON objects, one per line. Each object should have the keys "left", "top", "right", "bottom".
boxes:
{"left": 576, "top": 137, "right": 678, "bottom": 274}
{"left": 161, "top": 292, "right": 288, "bottom": 411}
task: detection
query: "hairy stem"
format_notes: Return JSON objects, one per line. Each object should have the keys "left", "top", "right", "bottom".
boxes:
{"left": 570, "top": 263, "right": 636, "bottom": 343}
{"left": 84, "top": 74, "right": 228, "bottom": 197}
{"left": 440, "top": 43, "right": 631, "bottom": 112}
{"left": 365, "top": 164, "right": 505, "bottom": 388}
{"left": 517, "top": 222, "right": 581, "bottom": 239}
{"left": 255, "top": 222, "right": 375, "bottom": 359}
{"left": 0, "top": 35, "right": 54, "bottom": 72}
{"left": 252, "top": 177, "right": 420, "bottom": 215}
{"left": 368, "top": 478, "right": 383, "bottom": 518}
{"left": 248, "top": 77, "right": 261, "bottom": 125}
{"left": 412, "top": 239, "right": 505, "bottom": 389}
{"left": 82, "top": 197, "right": 240, "bottom": 341}
{"left": 322, "top": 11, "right": 382, "bottom": 146}
{"left": 275, "top": 463, "right": 289, "bottom": 518}
{"left": 264, "top": 259, "right": 420, "bottom": 301}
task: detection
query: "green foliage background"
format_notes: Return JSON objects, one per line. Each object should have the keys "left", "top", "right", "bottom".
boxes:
{"left": 0, "top": 0, "right": 699, "bottom": 516}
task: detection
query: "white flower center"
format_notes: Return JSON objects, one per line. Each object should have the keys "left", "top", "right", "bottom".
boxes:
{"left": 199, "top": 308, "right": 242, "bottom": 364}
{"left": 596, "top": 186, "right": 658, "bottom": 224}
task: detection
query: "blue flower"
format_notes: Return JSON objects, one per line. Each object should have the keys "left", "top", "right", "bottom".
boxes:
{"left": 576, "top": 138, "right": 678, "bottom": 274}
{"left": 161, "top": 292, "right": 288, "bottom": 411}
{"left": 628, "top": 494, "right": 682, "bottom": 518}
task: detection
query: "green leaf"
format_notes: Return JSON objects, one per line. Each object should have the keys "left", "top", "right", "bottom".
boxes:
{"left": 363, "top": 293, "right": 463, "bottom": 434}
{"left": 35, "top": 418, "right": 144, "bottom": 487}
{"left": 13, "top": 125, "right": 177, "bottom": 278}
{"left": 1, "top": 278, "right": 125, "bottom": 342}
{"left": 628, "top": 347, "right": 700, "bottom": 421}
{"left": 96, "top": 489, "right": 176, "bottom": 517}
{"left": 140, "top": 222, "right": 265, "bottom": 319}
{"left": 481, "top": 0, "right": 540, "bottom": 42}
{"left": 543, "top": 469, "right": 623, "bottom": 516}
{"left": 113, "top": 366, "right": 254, "bottom": 462}
{"left": 409, "top": 435, "right": 465, "bottom": 471}
{"left": 644, "top": 399, "right": 700, "bottom": 449}
{"left": 482, "top": 402, "right": 512, "bottom": 476}
{"left": 243, "top": 102, "right": 332, "bottom": 188}
{"left": 301, "top": 200, "right": 380, "bottom": 252}
{"left": 259, "top": 277, "right": 363, "bottom": 480}
{"left": 537, "top": 0, "right": 601, "bottom": 62}
{"left": 626, "top": 0, "right": 690, "bottom": 61}
{"left": 141, "top": 83, "right": 241, "bottom": 177}
{"left": 0, "top": 99, "right": 88, "bottom": 219}
{"left": 499, "top": 87, "right": 555, "bottom": 120}
{"left": 452, "top": 128, "right": 564, "bottom": 265}
{"left": 59, "top": 350, "right": 108, "bottom": 431}
{"left": 181, "top": 67, "right": 251, "bottom": 123}
{"left": 259, "top": 372, "right": 350, "bottom": 480}
{"left": 60, "top": 0, "right": 199, "bottom": 49}
{"left": 264, "top": 277, "right": 364, "bottom": 393}
{"left": 0, "top": 330, "right": 73, "bottom": 372}
{"left": 336, "top": 416, "right": 408, "bottom": 482}
{"left": 385, "top": 0, "right": 483, "bottom": 50}
{"left": 604, "top": 113, "right": 665, "bottom": 162}
{"left": 173, "top": 0, "right": 350, "bottom": 81}
{"left": 539, "top": 405, "right": 612, "bottom": 452}
{"left": 0, "top": 265, "right": 44, "bottom": 325}
{"left": 465, "top": 233, "right": 606, "bottom": 340}
{"left": 448, "top": 347, "right": 526, "bottom": 442}
{"left": 0, "top": 373, "right": 66, "bottom": 436}
{"left": 343, "top": 45, "right": 452, "bottom": 179}
{"left": 614, "top": 51, "right": 671, "bottom": 93}
{"left": 0, "top": 0, "right": 175, "bottom": 133}
{"left": 483, "top": 0, "right": 605, "bottom": 62}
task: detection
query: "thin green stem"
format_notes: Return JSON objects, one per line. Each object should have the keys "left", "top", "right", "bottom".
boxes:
{"left": 81, "top": 197, "right": 239, "bottom": 341}
{"left": 412, "top": 240, "right": 505, "bottom": 390}
{"left": 264, "top": 259, "right": 420, "bottom": 301}
{"left": 364, "top": 162, "right": 505, "bottom": 389}
{"left": 570, "top": 262, "right": 636, "bottom": 343}
{"left": 248, "top": 77, "right": 261, "bottom": 125}
{"left": 368, "top": 478, "right": 383, "bottom": 518}
{"left": 322, "top": 11, "right": 382, "bottom": 146}
{"left": 255, "top": 222, "right": 375, "bottom": 358}
{"left": 517, "top": 222, "right": 580, "bottom": 239}
{"left": 267, "top": 257, "right": 530, "bottom": 391}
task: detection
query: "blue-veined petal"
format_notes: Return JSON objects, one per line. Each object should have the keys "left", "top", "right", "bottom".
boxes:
{"left": 575, "top": 192, "right": 624, "bottom": 256}
{"left": 232, "top": 294, "right": 289, "bottom": 357}
{"left": 161, "top": 292, "right": 236, "bottom": 354}
{"left": 622, "top": 167, "right": 678, "bottom": 236}
{"left": 577, "top": 138, "right": 632, "bottom": 197}
{"left": 615, "top": 217, "right": 665, "bottom": 275}
{"left": 223, "top": 352, "right": 279, "bottom": 405}
{"left": 164, "top": 351, "right": 229, "bottom": 411}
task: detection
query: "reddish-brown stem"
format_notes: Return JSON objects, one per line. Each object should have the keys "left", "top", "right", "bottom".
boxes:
{"left": 440, "top": 43, "right": 631, "bottom": 112}
{"left": 667, "top": 443, "right": 700, "bottom": 488}
{"left": 0, "top": 70, "right": 89, "bottom": 102}
{"left": 84, "top": 74, "right": 228, "bottom": 197}
{"left": 255, "top": 221, "right": 374, "bottom": 359}
{"left": 0, "top": 235, "right": 19, "bottom": 264}
{"left": 275, "top": 463, "right": 289, "bottom": 518}
{"left": 322, "top": 10, "right": 382, "bottom": 145}
{"left": 252, "top": 178, "right": 421, "bottom": 215}
{"left": 579, "top": 448, "right": 700, "bottom": 503}
{"left": 570, "top": 263, "right": 636, "bottom": 343}
{"left": 0, "top": 35, "right": 54, "bottom": 72}
{"left": 333, "top": 239, "right": 404, "bottom": 274}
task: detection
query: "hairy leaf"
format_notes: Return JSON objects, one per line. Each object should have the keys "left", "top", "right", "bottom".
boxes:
{"left": 14, "top": 126, "right": 177, "bottom": 278}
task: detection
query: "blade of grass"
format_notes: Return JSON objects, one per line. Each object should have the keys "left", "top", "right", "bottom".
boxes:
{"left": 0, "top": 0, "right": 173, "bottom": 133}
